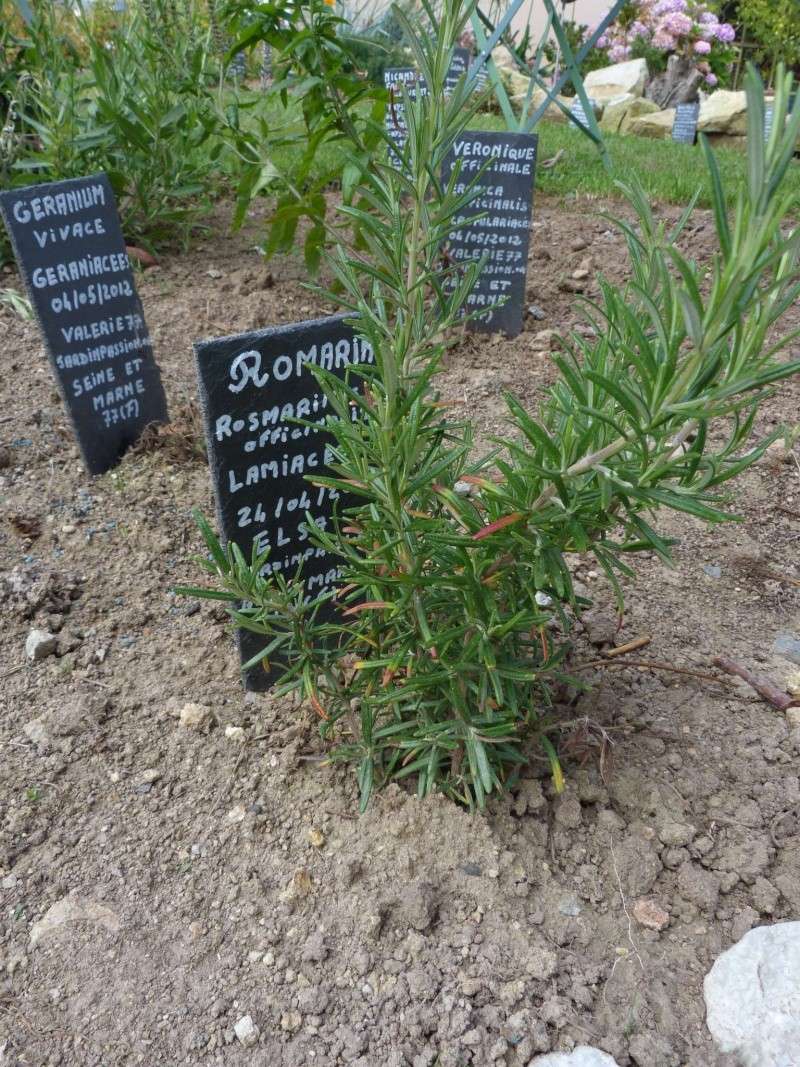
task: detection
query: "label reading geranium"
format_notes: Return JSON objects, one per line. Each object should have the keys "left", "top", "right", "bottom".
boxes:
{"left": 0, "top": 173, "right": 167, "bottom": 475}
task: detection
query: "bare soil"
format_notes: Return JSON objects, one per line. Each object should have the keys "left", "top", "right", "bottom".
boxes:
{"left": 1, "top": 194, "right": 799, "bottom": 1067}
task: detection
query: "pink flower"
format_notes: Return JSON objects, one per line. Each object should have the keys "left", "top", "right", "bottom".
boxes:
{"left": 698, "top": 13, "right": 719, "bottom": 39}
{"left": 652, "top": 30, "right": 677, "bottom": 50}
{"left": 609, "top": 43, "right": 632, "bottom": 62}
{"left": 715, "top": 23, "right": 736, "bottom": 43}
{"left": 630, "top": 20, "right": 650, "bottom": 38}
{"left": 693, "top": 39, "right": 711, "bottom": 55}
{"left": 596, "top": 33, "right": 609, "bottom": 48}
{"left": 661, "top": 11, "right": 693, "bottom": 36}
{"left": 654, "top": 0, "right": 687, "bottom": 13}
{"left": 705, "top": 72, "right": 718, "bottom": 86}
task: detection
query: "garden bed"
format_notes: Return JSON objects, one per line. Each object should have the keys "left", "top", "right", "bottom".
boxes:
{"left": 1, "top": 193, "right": 799, "bottom": 1067}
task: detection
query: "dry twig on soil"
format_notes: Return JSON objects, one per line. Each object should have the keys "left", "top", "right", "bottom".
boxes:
{"left": 712, "top": 656, "right": 800, "bottom": 711}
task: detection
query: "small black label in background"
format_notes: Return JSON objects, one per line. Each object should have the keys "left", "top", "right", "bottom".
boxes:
{"left": 193, "top": 315, "right": 374, "bottom": 690}
{"left": 0, "top": 174, "right": 167, "bottom": 475}
{"left": 229, "top": 50, "right": 247, "bottom": 81}
{"left": 442, "top": 130, "right": 538, "bottom": 337}
{"left": 764, "top": 103, "right": 775, "bottom": 143}
{"left": 672, "top": 101, "right": 701, "bottom": 144}
{"left": 384, "top": 66, "right": 428, "bottom": 160}
{"left": 444, "top": 47, "right": 471, "bottom": 93}
{"left": 569, "top": 97, "right": 596, "bottom": 132}
{"left": 385, "top": 50, "right": 482, "bottom": 159}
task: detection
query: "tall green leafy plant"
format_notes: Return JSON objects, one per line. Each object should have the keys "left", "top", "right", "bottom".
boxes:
{"left": 181, "top": 0, "right": 800, "bottom": 810}
{"left": 3, "top": 0, "right": 223, "bottom": 250}
{"left": 82, "top": 8, "right": 223, "bottom": 246}
{"left": 738, "top": 0, "right": 800, "bottom": 84}
{"left": 221, "top": 0, "right": 389, "bottom": 271}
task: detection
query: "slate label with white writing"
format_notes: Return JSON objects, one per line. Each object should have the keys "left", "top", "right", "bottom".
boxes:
{"left": 444, "top": 47, "right": 471, "bottom": 93}
{"left": 569, "top": 97, "right": 596, "bottom": 132}
{"left": 194, "top": 315, "right": 374, "bottom": 690}
{"left": 672, "top": 101, "right": 700, "bottom": 144}
{"left": 384, "top": 66, "right": 428, "bottom": 160}
{"left": 0, "top": 174, "right": 167, "bottom": 475}
{"left": 385, "top": 51, "right": 481, "bottom": 159}
{"left": 442, "top": 130, "right": 538, "bottom": 337}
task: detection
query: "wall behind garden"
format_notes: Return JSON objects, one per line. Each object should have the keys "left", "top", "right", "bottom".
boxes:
{"left": 515, "top": 0, "right": 607, "bottom": 39}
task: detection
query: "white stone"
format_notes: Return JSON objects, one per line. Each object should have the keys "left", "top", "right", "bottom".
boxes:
{"left": 628, "top": 108, "right": 676, "bottom": 140}
{"left": 531, "top": 1048, "right": 620, "bottom": 1066}
{"left": 491, "top": 46, "right": 532, "bottom": 101}
{"left": 225, "top": 725, "right": 246, "bottom": 742}
{"left": 25, "top": 629, "right": 57, "bottom": 662}
{"left": 30, "top": 896, "right": 121, "bottom": 947}
{"left": 600, "top": 95, "right": 658, "bottom": 134}
{"left": 233, "top": 1014, "right": 259, "bottom": 1047}
{"left": 22, "top": 718, "right": 50, "bottom": 748}
{"left": 698, "top": 90, "right": 748, "bottom": 135}
{"left": 704, "top": 921, "right": 800, "bottom": 1066}
{"left": 528, "top": 87, "right": 573, "bottom": 123}
{"left": 584, "top": 58, "right": 648, "bottom": 103}
{"left": 179, "top": 702, "right": 212, "bottom": 729}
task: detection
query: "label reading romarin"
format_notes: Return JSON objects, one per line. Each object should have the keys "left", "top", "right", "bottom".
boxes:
{"left": 0, "top": 173, "right": 167, "bottom": 474}
{"left": 194, "top": 315, "right": 374, "bottom": 690}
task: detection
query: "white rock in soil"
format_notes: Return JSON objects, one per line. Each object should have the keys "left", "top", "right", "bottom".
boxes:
{"left": 531, "top": 1047, "right": 620, "bottom": 1066}
{"left": 224, "top": 725, "right": 246, "bottom": 742}
{"left": 179, "top": 702, "right": 212, "bottom": 729}
{"left": 25, "top": 628, "right": 57, "bottom": 662}
{"left": 233, "top": 1014, "right": 259, "bottom": 1047}
{"left": 23, "top": 718, "right": 50, "bottom": 748}
{"left": 704, "top": 921, "right": 800, "bottom": 1066}
{"left": 29, "top": 896, "right": 121, "bottom": 947}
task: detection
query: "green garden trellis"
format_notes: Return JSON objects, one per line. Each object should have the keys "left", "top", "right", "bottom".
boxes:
{"left": 13, "top": 0, "right": 33, "bottom": 23}
{"left": 464, "top": 0, "right": 627, "bottom": 166}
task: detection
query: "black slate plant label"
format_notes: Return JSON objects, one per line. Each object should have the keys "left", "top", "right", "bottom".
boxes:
{"left": 764, "top": 103, "right": 775, "bottom": 143}
{"left": 193, "top": 315, "right": 375, "bottom": 691}
{"left": 384, "top": 52, "right": 481, "bottom": 160}
{"left": 672, "top": 101, "right": 700, "bottom": 144}
{"left": 229, "top": 50, "right": 247, "bottom": 80}
{"left": 0, "top": 173, "right": 167, "bottom": 475}
{"left": 384, "top": 66, "right": 428, "bottom": 161}
{"left": 442, "top": 129, "right": 538, "bottom": 337}
{"left": 449, "top": 47, "right": 488, "bottom": 93}
{"left": 569, "top": 97, "right": 596, "bottom": 133}
{"left": 444, "top": 46, "right": 471, "bottom": 93}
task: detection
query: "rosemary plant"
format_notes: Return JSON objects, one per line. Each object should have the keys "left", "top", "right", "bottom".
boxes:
{"left": 181, "top": 0, "right": 800, "bottom": 810}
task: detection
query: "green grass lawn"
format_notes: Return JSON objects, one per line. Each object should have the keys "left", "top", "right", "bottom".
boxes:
{"left": 251, "top": 90, "right": 800, "bottom": 211}
{"left": 526, "top": 120, "right": 798, "bottom": 207}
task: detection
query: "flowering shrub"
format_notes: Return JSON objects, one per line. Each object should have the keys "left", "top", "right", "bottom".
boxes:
{"left": 595, "top": 0, "right": 737, "bottom": 86}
